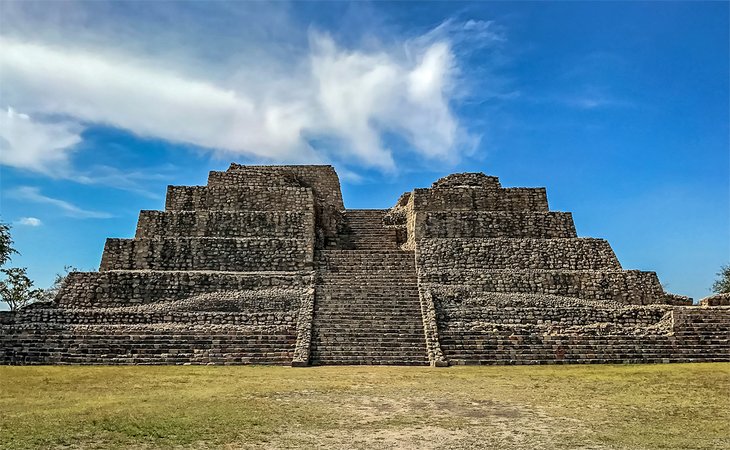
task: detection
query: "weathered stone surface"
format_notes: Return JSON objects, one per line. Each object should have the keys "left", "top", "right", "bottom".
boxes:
{"left": 700, "top": 293, "right": 730, "bottom": 307}
{"left": 1, "top": 166, "right": 727, "bottom": 366}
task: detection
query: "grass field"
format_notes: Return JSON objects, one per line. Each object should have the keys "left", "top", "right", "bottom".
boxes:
{"left": 0, "top": 363, "right": 728, "bottom": 449}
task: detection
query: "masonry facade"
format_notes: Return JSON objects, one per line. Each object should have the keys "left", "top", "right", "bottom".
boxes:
{"left": 1, "top": 165, "right": 728, "bottom": 365}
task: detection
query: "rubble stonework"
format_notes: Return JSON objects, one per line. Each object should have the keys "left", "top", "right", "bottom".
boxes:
{"left": 1, "top": 166, "right": 728, "bottom": 366}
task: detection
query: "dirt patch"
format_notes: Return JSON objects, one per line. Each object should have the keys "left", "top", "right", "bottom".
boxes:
{"left": 256, "top": 393, "right": 595, "bottom": 449}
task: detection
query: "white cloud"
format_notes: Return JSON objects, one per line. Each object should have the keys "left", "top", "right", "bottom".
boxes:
{"left": 8, "top": 187, "right": 112, "bottom": 219}
{"left": 17, "top": 217, "right": 42, "bottom": 227}
{"left": 0, "top": 14, "right": 488, "bottom": 176}
{"left": 0, "top": 107, "right": 82, "bottom": 174}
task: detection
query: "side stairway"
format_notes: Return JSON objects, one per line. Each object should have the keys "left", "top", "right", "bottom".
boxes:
{"left": 310, "top": 250, "right": 429, "bottom": 365}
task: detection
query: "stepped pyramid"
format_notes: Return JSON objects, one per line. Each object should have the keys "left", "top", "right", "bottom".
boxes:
{"left": 2, "top": 165, "right": 728, "bottom": 365}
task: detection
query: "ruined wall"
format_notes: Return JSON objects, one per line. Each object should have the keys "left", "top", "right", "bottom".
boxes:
{"left": 217, "top": 164, "right": 344, "bottom": 210}
{"left": 218, "top": 164, "right": 345, "bottom": 248}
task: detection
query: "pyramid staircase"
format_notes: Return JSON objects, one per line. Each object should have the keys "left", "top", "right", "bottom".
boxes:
{"left": 310, "top": 210, "right": 428, "bottom": 365}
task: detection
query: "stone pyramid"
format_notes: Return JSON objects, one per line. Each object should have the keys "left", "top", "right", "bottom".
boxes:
{"left": 1, "top": 165, "right": 728, "bottom": 365}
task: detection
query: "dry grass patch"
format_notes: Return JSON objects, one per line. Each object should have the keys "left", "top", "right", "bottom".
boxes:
{"left": 0, "top": 363, "right": 728, "bottom": 449}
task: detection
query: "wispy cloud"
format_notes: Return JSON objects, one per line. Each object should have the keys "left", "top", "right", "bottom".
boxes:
{"left": 0, "top": 3, "right": 500, "bottom": 178}
{"left": 17, "top": 217, "right": 42, "bottom": 227}
{"left": 8, "top": 187, "right": 112, "bottom": 219}
{"left": 73, "top": 165, "right": 172, "bottom": 199}
{"left": 522, "top": 89, "right": 636, "bottom": 111}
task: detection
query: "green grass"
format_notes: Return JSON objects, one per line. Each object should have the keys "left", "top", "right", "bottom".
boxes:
{"left": 0, "top": 363, "right": 728, "bottom": 449}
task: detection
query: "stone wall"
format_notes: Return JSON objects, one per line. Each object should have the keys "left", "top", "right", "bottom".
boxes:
{"left": 421, "top": 271, "right": 665, "bottom": 305}
{"left": 699, "top": 293, "right": 730, "bottom": 306}
{"left": 411, "top": 187, "right": 549, "bottom": 212}
{"left": 56, "top": 271, "right": 313, "bottom": 307}
{"left": 420, "top": 211, "right": 577, "bottom": 239}
{"left": 216, "top": 165, "right": 345, "bottom": 248}
{"left": 431, "top": 289, "right": 670, "bottom": 330}
{"left": 417, "top": 238, "right": 621, "bottom": 271}
{"left": 429, "top": 287, "right": 730, "bottom": 365}
{"left": 216, "top": 164, "right": 344, "bottom": 210}
{"left": 431, "top": 173, "right": 501, "bottom": 189}
{"left": 100, "top": 237, "right": 311, "bottom": 272}
{"left": 165, "top": 185, "right": 314, "bottom": 212}
{"left": 1, "top": 288, "right": 308, "bottom": 365}
{"left": 10, "top": 289, "right": 303, "bottom": 328}
{"left": 1, "top": 327, "right": 297, "bottom": 365}
{"left": 136, "top": 210, "right": 311, "bottom": 239}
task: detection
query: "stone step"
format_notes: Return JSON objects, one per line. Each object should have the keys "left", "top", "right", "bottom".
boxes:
{"left": 317, "top": 273, "right": 417, "bottom": 278}
{"left": 316, "top": 269, "right": 416, "bottom": 276}
{"left": 310, "top": 359, "right": 429, "bottom": 366}
{"left": 314, "top": 315, "right": 421, "bottom": 320}
{"left": 312, "top": 343, "right": 426, "bottom": 349}
{"left": 311, "top": 338, "right": 425, "bottom": 345}
{"left": 314, "top": 292, "right": 419, "bottom": 298}
{"left": 318, "top": 249, "right": 413, "bottom": 254}
{"left": 310, "top": 350, "right": 428, "bottom": 358}
{"left": 316, "top": 283, "right": 418, "bottom": 289}
{"left": 312, "top": 332, "right": 426, "bottom": 341}
{"left": 348, "top": 241, "right": 399, "bottom": 249}
{"left": 314, "top": 303, "right": 420, "bottom": 309}
{"left": 312, "top": 331, "right": 424, "bottom": 337}
{"left": 314, "top": 290, "right": 418, "bottom": 296}
{"left": 317, "top": 263, "right": 415, "bottom": 268}
{"left": 346, "top": 230, "right": 398, "bottom": 236}
{"left": 311, "top": 236, "right": 425, "bottom": 365}
{"left": 313, "top": 312, "right": 422, "bottom": 318}
{"left": 314, "top": 329, "right": 424, "bottom": 335}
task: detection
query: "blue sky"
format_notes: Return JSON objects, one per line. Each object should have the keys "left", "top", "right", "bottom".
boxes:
{"left": 0, "top": 1, "right": 727, "bottom": 303}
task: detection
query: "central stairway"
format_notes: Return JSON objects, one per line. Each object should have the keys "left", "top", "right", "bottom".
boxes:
{"left": 310, "top": 208, "right": 429, "bottom": 365}
{"left": 339, "top": 209, "right": 400, "bottom": 250}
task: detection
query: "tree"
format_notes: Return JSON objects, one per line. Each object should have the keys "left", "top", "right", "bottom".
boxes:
{"left": 0, "top": 220, "right": 18, "bottom": 267}
{"left": 41, "top": 265, "right": 78, "bottom": 302}
{"left": 712, "top": 264, "right": 730, "bottom": 294}
{"left": 0, "top": 267, "right": 44, "bottom": 311}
